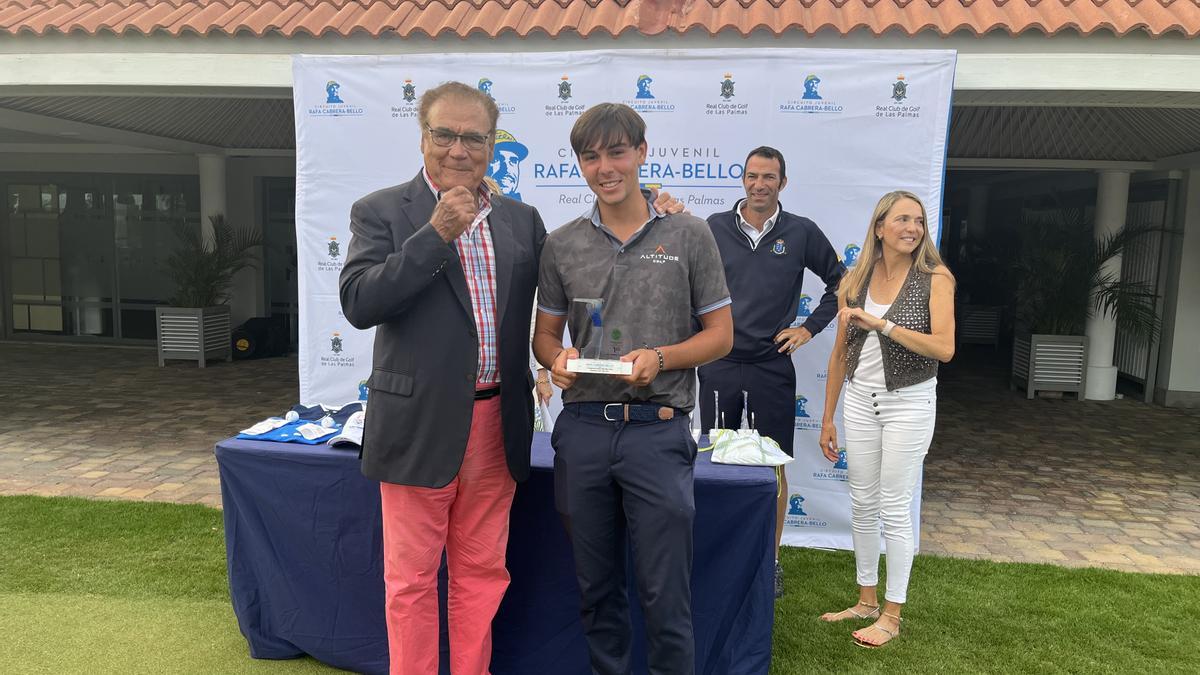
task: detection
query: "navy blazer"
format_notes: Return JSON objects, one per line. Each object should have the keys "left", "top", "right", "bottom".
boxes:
{"left": 339, "top": 171, "right": 547, "bottom": 487}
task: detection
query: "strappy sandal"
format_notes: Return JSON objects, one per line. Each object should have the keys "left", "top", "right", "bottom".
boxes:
{"left": 853, "top": 612, "right": 902, "bottom": 648}
{"left": 819, "top": 601, "right": 880, "bottom": 622}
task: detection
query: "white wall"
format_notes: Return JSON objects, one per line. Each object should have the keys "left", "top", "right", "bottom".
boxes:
{"left": 226, "top": 155, "right": 296, "bottom": 326}
{"left": 1157, "top": 169, "right": 1200, "bottom": 406}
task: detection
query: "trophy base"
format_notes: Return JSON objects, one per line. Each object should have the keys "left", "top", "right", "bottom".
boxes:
{"left": 566, "top": 358, "right": 633, "bottom": 375}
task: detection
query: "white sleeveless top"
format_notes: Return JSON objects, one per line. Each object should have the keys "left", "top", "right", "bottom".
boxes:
{"left": 850, "top": 291, "right": 890, "bottom": 391}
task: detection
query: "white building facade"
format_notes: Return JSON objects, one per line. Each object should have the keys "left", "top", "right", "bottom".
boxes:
{"left": 1, "top": 1, "right": 1198, "bottom": 405}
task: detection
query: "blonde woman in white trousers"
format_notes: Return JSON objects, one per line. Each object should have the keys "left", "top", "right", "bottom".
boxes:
{"left": 817, "top": 191, "right": 955, "bottom": 648}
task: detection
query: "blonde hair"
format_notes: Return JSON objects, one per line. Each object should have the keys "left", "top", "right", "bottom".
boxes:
{"left": 837, "top": 190, "right": 949, "bottom": 304}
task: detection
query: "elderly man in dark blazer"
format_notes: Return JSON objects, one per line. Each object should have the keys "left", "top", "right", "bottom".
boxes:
{"left": 339, "top": 81, "right": 545, "bottom": 675}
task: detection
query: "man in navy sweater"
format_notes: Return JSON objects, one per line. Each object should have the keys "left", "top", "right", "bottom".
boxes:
{"left": 699, "top": 146, "right": 845, "bottom": 597}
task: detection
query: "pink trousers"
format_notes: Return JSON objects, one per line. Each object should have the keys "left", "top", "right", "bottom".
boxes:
{"left": 379, "top": 396, "right": 516, "bottom": 675}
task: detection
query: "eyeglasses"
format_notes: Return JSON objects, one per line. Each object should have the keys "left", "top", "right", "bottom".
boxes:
{"left": 426, "top": 126, "right": 491, "bottom": 152}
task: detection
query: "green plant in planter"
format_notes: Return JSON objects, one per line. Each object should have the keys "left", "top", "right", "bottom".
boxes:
{"left": 1013, "top": 207, "right": 1162, "bottom": 341}
{"left": 165, "top": 215, "right": 263, "bottom": 307}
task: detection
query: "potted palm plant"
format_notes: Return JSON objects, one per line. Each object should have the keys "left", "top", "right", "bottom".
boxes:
{"left": 157, "top": 214, "right": 262, "bottom": 367}
{"left": 1010, "top": 206, "right": 1161, "bottom": 399}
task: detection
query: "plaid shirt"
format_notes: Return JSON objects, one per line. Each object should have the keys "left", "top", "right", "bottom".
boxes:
{"left": 423, "top": 169, "right": 499, "bottom": 385}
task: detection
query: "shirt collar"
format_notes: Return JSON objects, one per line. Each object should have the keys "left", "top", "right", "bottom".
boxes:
{"left": 588, "top": 189, "right": 664, "bottom": 237}
{"left": 735, "top": 198, "right": 781, "bottom": 234}
{"left": 422, "top": 166, "right": 492, "bottom": 208}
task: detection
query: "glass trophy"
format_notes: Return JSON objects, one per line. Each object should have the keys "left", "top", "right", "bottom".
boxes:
{"left": 565, "top": 298, "right": 634, "bottom": 375}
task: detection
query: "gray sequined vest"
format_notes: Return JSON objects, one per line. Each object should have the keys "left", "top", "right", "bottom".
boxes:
{"left": 844, "top": 262, "right": 938, "bottom": 391}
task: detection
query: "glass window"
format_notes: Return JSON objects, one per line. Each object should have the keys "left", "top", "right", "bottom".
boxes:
{"left": 4, "top": 173, "right": 201, "bottom": 342}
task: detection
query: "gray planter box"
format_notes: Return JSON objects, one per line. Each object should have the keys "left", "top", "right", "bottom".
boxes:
{"left": 1011, "top": 333, "right": 1088, "bottom": 400}
{"left": 156, "top": 306, "right": 232, "bottom": 367}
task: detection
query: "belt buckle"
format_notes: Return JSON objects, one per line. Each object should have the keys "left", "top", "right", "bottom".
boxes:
{"left": 603, "top": 403, "right": 625, "bottom": 422}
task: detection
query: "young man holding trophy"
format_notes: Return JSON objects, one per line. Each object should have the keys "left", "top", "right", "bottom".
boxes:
{"left": 532, "top": 103, "right": 733, "bottom": 675}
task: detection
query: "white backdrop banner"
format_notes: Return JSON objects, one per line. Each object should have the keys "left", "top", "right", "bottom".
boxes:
{"left": 293, "top": 48, "right": 956, "bottom": 550}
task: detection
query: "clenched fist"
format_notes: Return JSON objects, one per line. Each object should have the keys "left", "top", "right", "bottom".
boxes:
{"left": 431, "top": 186, "right": 479, "bottom": 242}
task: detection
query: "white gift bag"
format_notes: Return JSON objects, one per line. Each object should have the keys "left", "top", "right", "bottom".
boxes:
{"left": 703, "top": 428, "right": 794, "bottom": 467}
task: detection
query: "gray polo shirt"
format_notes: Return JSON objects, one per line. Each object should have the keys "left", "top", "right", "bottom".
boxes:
{"left": 538, "top": 199, "right": 731, "bottom": 412}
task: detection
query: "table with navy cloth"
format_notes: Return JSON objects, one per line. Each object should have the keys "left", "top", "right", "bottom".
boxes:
{"left": 215, "top": 431, "right": 776, "bottom": 674}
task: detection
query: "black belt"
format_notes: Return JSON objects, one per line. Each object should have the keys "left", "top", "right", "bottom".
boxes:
{"left": 474, "top": 386, "right": 501, "bottom": 400}
{"left": 571, "top": 402, "right": 677, "bottom": 422}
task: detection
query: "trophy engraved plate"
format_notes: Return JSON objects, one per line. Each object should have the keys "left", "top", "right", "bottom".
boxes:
{"left": 565, "top": 358, "right": 634, "bottom": 375}
{"left": 566, "top": 298, "right": 635, "bottom": 375}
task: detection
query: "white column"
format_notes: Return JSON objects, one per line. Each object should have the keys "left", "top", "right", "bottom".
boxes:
{"left": 967, "top": 184, "right": 989, "bottom": 241}
{"left": 198, "top": 153, "right": 227, "bottom": 248}
{"left": 1083, "top": 170, "right": 1131, "bottom": 400}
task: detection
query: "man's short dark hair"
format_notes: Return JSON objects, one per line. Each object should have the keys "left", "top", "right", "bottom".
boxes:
{"left": 418, "top": 81, "right": 499, "bottom": 134}
{"left": 570, "top": 103, "right": 647, "bottom": 155}
{"left": 744, "top": 146, "right": 786, "bottom": 181}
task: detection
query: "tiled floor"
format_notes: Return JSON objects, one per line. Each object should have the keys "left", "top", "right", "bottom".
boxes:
{"left": 1, "top": 341, "right": 1197, "bottom": 574}
{"left": 924, "top": 351, "right": 1200, "bottom": 575}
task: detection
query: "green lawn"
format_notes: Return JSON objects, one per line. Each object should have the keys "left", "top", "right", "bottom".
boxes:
{"left": 773, "top": 547, "right": 1199, "bottom": 674}
{"left": 2, "top": 495, "right": 1197, "bottom": 674}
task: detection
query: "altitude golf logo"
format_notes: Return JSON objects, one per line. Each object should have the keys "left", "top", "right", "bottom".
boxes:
{"left": 640, "top": 244, "right": 680, "bottom": 265}
{"left": 309, "top": 79, "right": 365, "bottom": 117}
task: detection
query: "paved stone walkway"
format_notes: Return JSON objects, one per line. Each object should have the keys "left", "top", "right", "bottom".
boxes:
{"left": 0, "top": 342, "right": 294, "bottom": 508}
{"left": 1, "top": 342, "right": 1197, "bottom": 575}
{"left": 924, "top": 350, "right": 1200, "bottom": 575}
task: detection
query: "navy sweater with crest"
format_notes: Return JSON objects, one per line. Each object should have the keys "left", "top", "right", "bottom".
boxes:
{"left": 706, "top": 201, "right": 846, "bottom": 363}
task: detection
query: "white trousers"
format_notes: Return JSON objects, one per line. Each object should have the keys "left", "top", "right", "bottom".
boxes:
{"left": 843, "top": 378, "right": 937, "bottom": 604}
